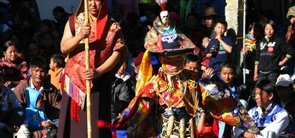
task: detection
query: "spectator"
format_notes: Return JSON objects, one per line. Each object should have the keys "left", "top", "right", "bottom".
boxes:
{"left": 25, "top": 87, "right": 56, "bottom": 137}
{"left": 111, "top": 62, "right": 134, "bottom": 122}
{"left": 48, "top": 54, "right": 65, "bottom": 91}
{"left": 201, "top": 5, "right": 219, "bottom": 38}
{"left": 113, "top": 0, "right": 139, "bottom": 23}
{"left": 13, "top": 57, "right": 61, "bottom": 120}
{"left": 205, "top": 19, "right": 233, "bottom": 73}
{"left": 275, "top": 74, "right": 295, "bottom": 119}
{"left": 33, "top": 19, "right": 60, "bottom": 44}
{"left": 0, "top": 9, "right": 11, "bottom": 46}
{"left": 0, "top": 40, "right": 28, "bottom": 89}
{"left": 184, "top": 54, "right": 201, "bottom": 80}
{"left": 200, "top": 36, "right": 210, "bottom": 70}
{"left": 52, "top": 6, "right": 70, "bottom": 37}
{"left": 254, "top": 20, "right": 293, "bottom": 84}
{"left": 25, "top": 41, "right": 42, "bottom": 62}
{"left": 38, "top": 31, "right": 60, "bottom": 61}
{"left": 182, "top": 12, "right": 204, "bottom": 47}
{"left": 0, "top": 68, "right": 25, "bottom": 137}
{"left": 285, "top": 6, "right": 295, "bottom": 82}
{"left": 234, "top": 79, "right": 289, "bottom": 137}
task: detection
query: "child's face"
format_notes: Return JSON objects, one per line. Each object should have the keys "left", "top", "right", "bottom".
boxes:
{"left": 264, "top": 24, "right": 274, "bottom": 38}
{"left": 49, "top": 59, "right": 56, "bottom": 70}
{"left": 184, "top": 61, "right": 199, "bottom": 74}
{"left": 220, "top": 67, "right": 234, "bottom": 85}
{"left": 202, "top": 37, "right": 210, "bottom": 47}
{"left": 36, "top": 96, "right": 43, "bottom": 109}
{"left": 214, "top": 23, "right": 226, "bottom": 36}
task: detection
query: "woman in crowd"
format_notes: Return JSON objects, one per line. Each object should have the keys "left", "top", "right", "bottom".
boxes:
{"left": 254, "top": 20, "right": 293, "bottom": 84}
{"left": 0, "top": 40, "right": 28, "bottom": 89}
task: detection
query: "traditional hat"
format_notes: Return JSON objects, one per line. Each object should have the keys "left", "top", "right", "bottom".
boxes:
{"left": 287, "top": 6, "right": 295, "bottom": 18}
{"left": 144, "top": 17, "right": 195, "bottom": 56}
{"left": 135, "top": 0, "right": 195, "bottom": 94}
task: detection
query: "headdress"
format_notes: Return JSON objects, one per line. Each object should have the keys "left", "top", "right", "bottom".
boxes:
{"left": 135, "top": 0, "right": 195, "bottom": 94}
{"left": 145, "top": 0, "right": 195, "bottom": 56}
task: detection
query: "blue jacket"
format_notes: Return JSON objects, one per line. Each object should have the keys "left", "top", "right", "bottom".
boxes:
{"left": 206, "top": 36, "right": 233, "bottom": 72}
{"left": 0, "top": 86, "right": 24, "bottom": 129}
{"left": 25, "top": 87, "right": 50, "bottom": 131}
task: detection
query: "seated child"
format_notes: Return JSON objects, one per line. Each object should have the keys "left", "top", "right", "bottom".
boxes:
{"left": 25, "top": 87, "right": 55, "bottom": 133}
{"left": 48, "top": 54, "right": 65, "bottom": 91}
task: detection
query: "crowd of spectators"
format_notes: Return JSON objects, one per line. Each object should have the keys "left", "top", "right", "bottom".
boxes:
{"left": 0, "top": 0, "right": 294, "bottom": 137}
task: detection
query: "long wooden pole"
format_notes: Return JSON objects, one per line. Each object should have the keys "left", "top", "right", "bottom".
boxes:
{"left": 84, "top": 0, "right": 92, "bottom": 137}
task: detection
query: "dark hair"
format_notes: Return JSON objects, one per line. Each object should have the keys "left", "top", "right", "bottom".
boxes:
{"left": 185, "top": 54, "right": 200, "bottom": 64}
{"left": 262, "top": 19, "right": 276, "bottom": 32}
{"left": 51, "top": 54, "right": 65, "bottom": 68}
{"left": 247, "top": 22, "right": 262, "bottom": 39}
{"left": 255, "top": 79, "right": 280, "bottom": 104}
{"left": 30, "top": 57, "right": 48, "bottom": 70}
{"left": 2, "top": 40, "right": 17, "bottom": 52}
{"left": 220, "top": 61, "right": 236, "bottom": 73}
{"left": 214, "top": 18, "right": 227, "bottom": 29}
{"left": 53, "top": 6, "right": 66, "bottom": 13}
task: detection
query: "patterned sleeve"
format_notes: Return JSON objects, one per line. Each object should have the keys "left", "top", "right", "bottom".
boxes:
{"left": 110, "top": 22, "right": 125, "bottom": 52}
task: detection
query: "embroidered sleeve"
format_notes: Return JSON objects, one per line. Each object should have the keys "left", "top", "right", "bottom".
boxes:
{"left": 108, "top": 22, "right": 125, "bottom": 51}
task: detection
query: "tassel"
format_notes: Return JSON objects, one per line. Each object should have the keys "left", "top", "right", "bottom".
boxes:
{"left": 167, "top": 115, "right": 175, "bottom": 136}
{"left": 179, "top": 118, "right": 185, "bottom": 138}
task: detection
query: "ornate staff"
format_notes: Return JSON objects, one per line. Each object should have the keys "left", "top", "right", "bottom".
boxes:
{"left": 83, "top": 0, "right": 92, "bottom": 137}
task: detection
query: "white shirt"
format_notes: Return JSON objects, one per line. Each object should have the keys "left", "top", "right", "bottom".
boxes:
{"left": 233, "top": 103, "right": 289, "bottom": 138}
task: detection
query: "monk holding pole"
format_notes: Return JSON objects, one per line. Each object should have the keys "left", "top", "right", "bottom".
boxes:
{"left": 57, "top": 0, "right": 126, "bottom": 137}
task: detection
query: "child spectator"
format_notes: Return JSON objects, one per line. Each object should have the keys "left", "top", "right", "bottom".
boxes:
{"left": 184, "top": 54, "right": 201, "bottom": 81}
{"left": 111, "top": 62, "right": 134, "bottom": 122}
{"left": 25, "top": 87, "right": 56, "bottom": 137}
{"left": 254, "top": 20, "right": 293, "bottom": 84}
{"left": 48, "top": 54, "right": 65, "bottom": 91}
{"left": 205, "top": 19, "right": 233, "bottom": 73}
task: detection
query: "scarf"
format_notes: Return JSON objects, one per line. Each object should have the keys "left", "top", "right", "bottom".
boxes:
{"left": 62, "top": 0, "right": 108, "bottom": 121}
{"left": 251, "top": 102, "right": 282, "bottom": 127}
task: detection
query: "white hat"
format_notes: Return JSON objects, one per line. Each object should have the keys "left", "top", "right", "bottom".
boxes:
{"left": 276, "top": 74, "right": 292, "bottom": 87}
